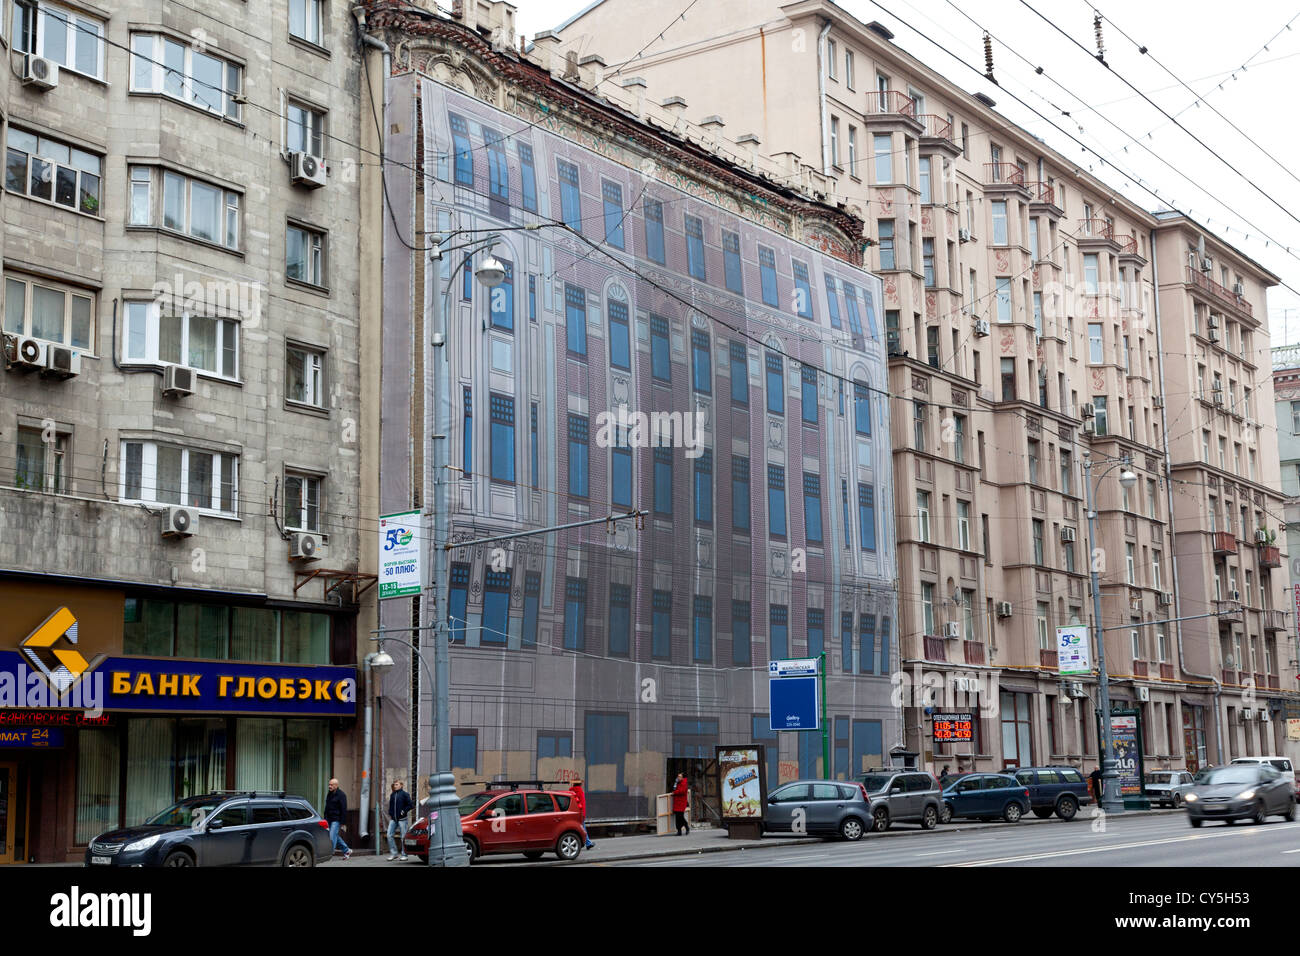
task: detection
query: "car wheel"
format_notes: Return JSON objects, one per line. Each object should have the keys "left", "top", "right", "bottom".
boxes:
{"left": 1286, "top": 799, "right": 1296, "bottom": 822}
{"left": 940, "top": 802, "right": 954, "bottom": 825}
{"left": 1173, "top": 793, "right": 1185, "bottom": 808}
{"left": 555, "top": 831, "right": 583, "bottom": 861}
{"left": 871, "top": 806, "right": 890, "bottom": 832}
{"left": 523, "top": 851, "right": 544, "bottom": 860}
{"left": 163, "top": 851, "right": 194, "bottom": 868}
{"left": 1056, "top": 796, "right": 1079, "bottom": 822}
{"left": 1032, "top": 808, "right": 1053, "bottom": 819}
{"left": 921, "top": 805, "right": 938, "bottom": 830}
{"left": 1189, "top": 817, "right": 1203, "bottom": 828}
{"left": 1003, "top": 802, "right": 1023, "bottom": 823}
{"left": 840, "top": 817, "right": 865, "bottom": 841}
{"left": 1253, "top": 801, "right": 1268, "bottom": 826}
{"left": 282, "top": 844, "right": 314, "bottom": 867}
{"left": 464, "top": 837, "right": 480, "bottom": 863}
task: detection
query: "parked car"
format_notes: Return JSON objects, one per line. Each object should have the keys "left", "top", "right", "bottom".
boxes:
{"left": 940, "top": 773, "right": 1031, "bottom": 823}
{"left": 1144, "top": 769, "right": 1195, "bottom": 807}
{"left": 1183, "top": 763, "right": 1296, "bottom": 827}
{"left": 85, "top": 792, "right": 333, "bottom": 867}
{"left": 1006, "top": 766, "right": 1091, "bottom": 821}
{"left": 763, "top": 780, "right": 872, "bottom": 841}
{"left": 405, "top": 786, "right": 585, "bottom": 862}
{"left": 857, "top": 769, "right": 942, "bottom": 831}
{"left": 1230, "top": 756, "right": 1298, "bottom": 794}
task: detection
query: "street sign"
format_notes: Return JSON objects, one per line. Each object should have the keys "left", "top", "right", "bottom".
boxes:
{"left": 768, "top": 658, "right": 820, "bottom": 731}
{"left": 1056, "top": 625, "right": 1091, "bottom": 675}
{"left": 768, "top": 658, "right": 819, "bottom": 678}
{"left": 932, "top": 713, "right": 974, "bottom": 743}
{"left": 378, "top": 511, "right": 423, "bottom": 599}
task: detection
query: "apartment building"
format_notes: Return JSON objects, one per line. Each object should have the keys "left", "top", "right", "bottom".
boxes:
{"left": 553, "top": 0, "right": 1295, "bottom": 774}
{"left": 359, "top": 0, "right": 897, "bottom": 819}
{"left": 1275, "top": 351, "right": 1300, "bottom": 575}
{"left": 0, "top": 0, "right": 365, "bottom": 862}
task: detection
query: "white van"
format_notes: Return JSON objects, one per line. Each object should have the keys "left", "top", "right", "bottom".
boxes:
{"left": 1230, "top": 756, "right": 1297, "bottom": 793}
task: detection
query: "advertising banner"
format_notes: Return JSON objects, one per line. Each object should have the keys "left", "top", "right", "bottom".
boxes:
{"left": 379, "top": 511, "right": 423, "bottom": 599}
{"left": 716, "top": 746, "right": 765, "bottom": 821}
{"left": 932, "top": 713, "right": 974, "bottom": 743}
{"left": 1109, "top": 712, "right": 1143, "bottom": 796}
{"left": 1056, "top": 625, "right": 1091, "bottom": 675}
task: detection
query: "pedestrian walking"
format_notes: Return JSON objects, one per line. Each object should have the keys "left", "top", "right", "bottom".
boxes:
{"left": 570, "top": 779, "right": 595, "bottom": 849}
{"left": 938, "top": 765, "right": 950, "bottom": 783}
{"left": 386, "top": 779, "right": 414, "bottom": 861}
{"left": 325, "top": 778, "right": 351, "bottom": 860}
{"left": 1090, "top": 765, "right": 1104, "bottom": 804}
{"left": 672, "top": 772, "right": 690, "bottom": 835}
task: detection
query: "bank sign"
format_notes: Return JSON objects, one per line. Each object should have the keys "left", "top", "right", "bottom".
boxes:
{"left": 0, "top": 651, "right": 356, "bottom": 718}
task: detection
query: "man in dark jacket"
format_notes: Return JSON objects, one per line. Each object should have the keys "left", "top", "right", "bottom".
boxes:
{"left": 325, "top": 778, "right": 351, "bottom": 860}
{"left": 386, "top": 780, "right": 415, "bottom": 861}
{"left": 1090, "top": 766, "right": 1104, "bottom": 805}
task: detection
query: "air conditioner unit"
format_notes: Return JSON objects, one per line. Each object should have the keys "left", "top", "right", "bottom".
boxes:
{"left": 1233, "top": 281, "right": 1245, "bottom": 296}
{"left": 162, "top": 365, "right": 195, "bottom": 397}
{"left": 1207, "top": 315, "right": 1219, "bottom": 329}
{"left": 43, "top": 345, "right": 80, "bottom": 379}
{"left": 1060, "top": 527, "right": 1077, "bottom": 543}
{"left": 954, "top": 677, "right": 975, "bottom": 692}
{"left": 1159, "top": 591, "right": 1173, "bottom": 607}
{"left": 942, "top": 621, "right": 961, "bottom": 639}
{"left": 1260, "top": 710, "right": 1272, "bottom": 723}
{"left": 1208, "top": 330, "right": 1220, "bottom": 344}
{"left": 289, "top": 532, "right": 324, "bottom": 561}
{"left": 291, "top": 152, "right": 327, "bottom": 188}
{"left": 1212, "top": 390, "right": 1223, "bottom": 406}
{"left": 1080, "top": 403, "right": 1095, "bottom": 418}
{"left": 973, "top": 319, "right": 990, "bottom": 337}
{"left": 161, "top": 506, "right": 199, "bottom": 537}
{"left": 1241, "top": 708, "right": 1255, "bottom": 721}
{"left": 1255, "top": 529, "right": 1269, "bottom": 544}
{"left": 1201, "top": 257, "right": 1213, "bottom": 272}
{"left": 22, "top": 56, "right": 58, "bottom": 91}
{"left": 1082, "top": 420, "right": 1096, "bottom": 436}
{"left": 1152, "top": 396, "right": 1165, "bottom": 408}
{"left": 958, "top": 227, "right": 972, "bottom": 243}
{"left": 4, "top": 334, "right": 45, "bottom": 371}
{"left": 996, "top": 601, "right": 1013, "bottom": 618}
{"left": 1230, "top": 589, "right": 1241, "bottom": 603}
{"left": 1136, "top": 686, "right": 1150, "bottom": 702}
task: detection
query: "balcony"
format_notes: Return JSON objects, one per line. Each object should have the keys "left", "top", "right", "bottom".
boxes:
{"left": 1039, "top": 648, "right": 1058, "bottom": 668}
{"left": 865, "top": 91, "right": 923, "bottom": 131}
{"left": 1212, "top": 531, "right": 1238, "bottom": 555}
{"left": 1221, "top": 669, "right": 1237, "bottom": 685}
{"left": 924, "top": 635, "right": 947, "bottom": 662}
{"left": 1258, "top": 544, "right": 1281, "bottom": 568}
{"left": 1117, "top": 234, "right": 1143, "bottom": 260}
{"left": 1264, "top": 609, "right": 1288, "bottom": 633}
{"left": 1269, "top": 674, "right": 1280, "bottom": 690}
{"left": 963, "top": 640, "right": 985, "bottom": 665}
{"left": 917, "top": 114, "right": 961, "bottom": 156}
{"left": 1159, "top": 662, "right": 1175, "bottom": 680}
{"left": 1078, "top": 218, "right": 1114, "bottom": 240}
{"left": 1133, "top": 660, "right": 1148, "bottom": 678}
{"left": 1027, "top": 181, "right": 1054, "bottom": 205}
{"left": 1215, "top": 600, "right": 1243, "bottom": 622}
{"left": 1186, "top": 266, "right": 1253, "bottom": 319}
{"left": 1254, "top": 672, "right": 1266, "bottom": 689}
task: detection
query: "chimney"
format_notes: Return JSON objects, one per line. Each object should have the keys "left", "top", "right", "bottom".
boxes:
{"left": 531, "top": 29, "right": 563, "bottom": 76}
{"left": 735, "top": 133, "right": 761, "bottom": 169}
{"left": 578, "top": 53, "right": 607, "bottom": 89}
{"left": 620, "top": 76, "right": 647, "bottom": 117}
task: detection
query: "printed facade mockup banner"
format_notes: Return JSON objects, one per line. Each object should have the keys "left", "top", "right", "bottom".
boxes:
{"left": 379, "top": 510, "right": 423, "bottom": 599}
{"left": 717, "top": 746, "right": 765, "bottom": 821}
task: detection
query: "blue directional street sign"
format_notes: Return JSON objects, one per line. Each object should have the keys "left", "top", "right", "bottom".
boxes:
{"left": 768, "top": 657, "right": 821, "bottom": 731}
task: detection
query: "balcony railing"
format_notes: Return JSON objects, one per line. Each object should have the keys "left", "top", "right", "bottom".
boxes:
{"left": 964, "top": 640, "right": 985, "bottom": 665}
{"left": 1258, "top": 544, "right": 1281, "bottom": 568}
{"left": 1269, "top": 674, "right": 1280, "bottom": 690}
{"left": 1117, "top": 234, "right": 1139, "bottom": 255}
{"left": 1186, "top": 266, "right": 1253, "bottom": 317}
{"left": 1133, "top": 660, "right": 1148, "bottom": 677}
{"left": 1264, "top": 609, "right": 1287, "bottom": 632}
{"left": 1159, "top": 662, "right": 1175, "bottom": 680}
{"left": 984, "top": 163, "right": 1025, "bottom": 186}
{"left": 1027, "top": 181, "right": 1055, "bottom": 205}
{"left": 1221, "top": 669, "right": 1237, "bottom": 684}
{"left": 1212, "top": 531, "right": 1238, "bottom": 555}
{"left": 1254, "top": 672, "right": 1266, "bottom": 689}
{"left": 1077, "top": 218, "right": 1115, "bottom": 240}
{"left": 917, "top": 113, "right": 954, "bottom": 143}
{"left": 1039, "top": 648, "right": 1058, "bottom": 668}
{"left": 867, "top": 90, "right": 917, "bottom": 120}
{"left": 924, "top": 635, "right": 947, "bottom": 662}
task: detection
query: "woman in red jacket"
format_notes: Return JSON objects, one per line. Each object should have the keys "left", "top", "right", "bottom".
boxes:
{"left": 571, "top": 780, "right": 594, "bottom": 849}
{"left": 672, "top": 772, "right": 690, "bottom": 835}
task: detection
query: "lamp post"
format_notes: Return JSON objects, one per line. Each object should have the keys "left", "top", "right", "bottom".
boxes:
{"left": 1082, "top": 451, "right": 1138, "bottom": 814}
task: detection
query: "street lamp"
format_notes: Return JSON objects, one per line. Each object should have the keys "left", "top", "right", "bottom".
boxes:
{"left": 1083, "top": 452, "right": 1139, "bottom": 814}
{"left": 361, "top": 650, "right": 393, "bottom": 846}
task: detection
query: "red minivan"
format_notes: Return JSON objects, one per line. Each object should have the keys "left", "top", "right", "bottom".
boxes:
{"left": 405, "top": 787, "right": 586, "bottom": 863}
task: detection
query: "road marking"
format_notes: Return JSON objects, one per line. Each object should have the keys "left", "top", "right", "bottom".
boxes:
{"left": 1282, "top": 848, "right": 1300, "bottom": 854}
{"left": 943, "top": 822, "right": 1300, "bottom": 866}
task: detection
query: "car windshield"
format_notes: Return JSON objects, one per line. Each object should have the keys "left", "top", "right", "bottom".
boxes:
{"left": 1144, "top": 772, "right": 1173, "bottom": 784}
{"left": 458, "top": 793, "right": 497, "bottom": 816}
{"left": 146, "top": 799, "right": 222, "bottom": 827}
{"left": 1201, "top": 767, "right": 1259, "bottom": 786}
{"left": 859, "top": 775, "right": 893, "bottom": 791}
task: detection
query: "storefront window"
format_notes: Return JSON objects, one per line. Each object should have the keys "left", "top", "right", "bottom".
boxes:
{"left": 286, "top": 720, "right": 329, "bottom": 812}
{"left": 126, "top": 718, "right": 176, "bottom": 825}
{"left": 75, "top": 729, "right": 119, "bottom": 843}
{"left": 177, "top": 718, "right": 227, "bottom": 798}
{"left": 176, "top": 604, "right": 228, "bottom": 658}
{"left": 281, "top": 611, "right": 329, "bottom": 664}
{"left": 231, "top": 607, "right": 280, "bottom": 661}
{"left": 123, "top": 599, "right": 174, "bottom": 655}
{"left": 236, "top": 719, "right": 285, "bottom": 790}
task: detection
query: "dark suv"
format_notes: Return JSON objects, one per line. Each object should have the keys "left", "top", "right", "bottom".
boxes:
{"left": 1006, "top": 766, "right": 1091, "bottom": 821}
{"left": 858, "top": 770, "right": 942, "bottom": 831}
{"left": 85, "top": 792, "right": 333, "bottom": 867}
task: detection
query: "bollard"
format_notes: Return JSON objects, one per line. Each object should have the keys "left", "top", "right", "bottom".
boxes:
{"left": 426, "top": 771, "right": 469, "bottom": 867}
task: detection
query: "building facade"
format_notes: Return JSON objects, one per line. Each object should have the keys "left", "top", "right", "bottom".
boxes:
{"left": 0, "top": 0, "right": 366, "bottom": 862}
{"left": 553, "top": 0, "right": 1297, "bottom": 774}
{"left": 362, "top": 1, "right": 898, "bottom": 820}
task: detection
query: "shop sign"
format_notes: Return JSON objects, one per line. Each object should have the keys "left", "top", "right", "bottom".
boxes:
{"left": 0, "top": 727, "right": 63, "bottom": 748}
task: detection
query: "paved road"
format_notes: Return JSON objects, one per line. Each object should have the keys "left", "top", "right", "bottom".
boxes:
{"left": 617, "top": 813, "right": 1300, "bottom": 867}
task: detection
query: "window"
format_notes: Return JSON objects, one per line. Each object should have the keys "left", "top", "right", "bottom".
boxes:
{"left": 878, "top": 220, "right": 895, "bottom": 270}
{"left": 122, "top": 301, "right": 239, "bottom": 379}
{"left": 490, "top": 394, "right": 515, "bottom": 483}
{"left": 859, "top": 615, "right": 875, "bottom": 674}
{"left": 489, "top": 258, "right": 514, "bottom": 331}
{"left": 729, "top": 342, "right": 748, "bottom": 405}
{"left": 652, "top": 591, "right": 672, "bottom": 660}
{"left": 792, "top": 260, "right": 814, "bottom": 319}
{"left": 1037, "top": 603, "right": 1050, "bottom": 650}
{"left": 830, "top": 116, "right": 840, "bottom": 167}
{"left": 522, "top": 572, "right": 540, "bottom": 646}
{"left": 913, "top": 401, "right": 927, "bottom": 450}
{"left": 482, "top": 570, "right": 510, "bottom": 645}
{"left": 732, "top": 457, "right": 750, "bottom": 532}
{"left": 518, "top": 143, "right": 537, "bottom": 212}
{"left": 1028, "top": 439, "right": 1040, "bottom": 484}
{"left": 557, "top": 159, "right": 582, "bottom": 231}
{"left": 15, "top": 426, "right": 68, "bottom": 494}
{"left": 803, "top": 473, "right": 823, "bottom": 545}
{"left": 770, "top": 606, "right": 789, "bottom": 660}
{"left": 608, "top": 300, "right": 630, "bottom": 370}
{"left": 848, "top": 126, "right": 858, "bottom": 176}
{"left": 1028, "top": 218, "right": 1039, "bottom": 260}
{"left": 287, "top": 223, "right": 326, "bottom": 287}
{"left": 284, "top": 344, "right": 323, "bottom": 407}
{"left": 691, "top": 329, "right": 711, "bottom": 394}
{"left": 991, "top": 201, "right": 1008, "bottom": 245}
{"left": 952, "top": 414, "right": 965, "bottom": 463}
{"left": 611, "top": 427, "right": 632, "bottom": 509}
{"left": 693, "top": 449, "right": 713, "bottom": 523}
{"left": 731, "top": 601, "right": 751, "bottom": 666}
{"left": 1088, "top": 323, "right": 1104, "bottom": 364}
{"left": 462, "top": 387, "right": 473, "bottom": 476}
{"left": 19, "top": 2, "right": 104, "bottom": 78}
{"left": 693, "top": 596, "right": 712, "bottom": 663}
{"left": 448, "top": 113, "right": 473, "bottom": 186}
{"left": 130, "top": 33, "right": 241, "bottom": 120}
{"left": 825, "top": 277, "right": 842, "bottom": 329}
{"left": 567, "top": 414, "right": 588, "bottom": 497}
{"left": 840, "top": 613, "right": 854, "bottom": 673}
{"left": 801, "top": 367, "right": 818, "bottom": 423}
{"left": 289, "top": 0, "right": 324, "bottom": 45}
{"left": 886, "top": 310, "right": 900, "bottom": 354}
{"left": 995, "top": 277, "right": 1011, "bottom": 323}
{"left": 765, "top": 352, "right": 784, "bottom": 414}
{"left": 922, "top": 238, "right": 935, "bottom": 288}
{"left": 768, "top": 465, "right": 787, "bottom": 538}
{"left": 1083, "top": 253, "right": 1099, "bottom": 294}
{"left": 602, "top": 180, "right": 624, "bottom": 248}
{"left": 922, "top": 584, "right": 934, "bottom": 635}
{"left": 563, "top": 578, "right": 587, "bottom": 650}
{"left": 854, "top": 384, "right": 872, "bottom": 436}
{"left": 528, "top": 275, "right": 537, "bottom": 323}
{"left": 1060, "top": 449, "right": 1072, "bottom": 495}
{"left": 1000, "top": 358, "right": 1016, "bottom": 401}
{"left": 873, "top": 133, "right": 892, "bottom": 183}
{"left": 918, "top": 156, "right": 931, "bottom": 204}
{"left": 484, "top": 127, "right": 509, "bottom": 216}
{"left": 650, "top": 315, "right": 670, "bottom": 382}
{"left": 957, "top": 500, "right": 971, "bottom": 550}
{"left": 759, "top": 247, "right": 779, "bottom": 307}
{"left": 3, "top": 274, "right": 93, "bottom": 349}
{"left": 723, "top": 231, "right": 743, "bottom": 295}
{"left": 653, "top": 447, "right": 673, "bottom": 517}
{"left": 128, "top": 166, "right": 241, "bottom": 250}
{"left": 643, "top": 199, "right": 665, "bottom": 264}
{"left": 927, "top": 326, "right": 939, "bottom": 367}
{"left": 462, "top": 256, "right": 473, "bottom": 301}
{"left": 858, "top": 484, "right": 876, "bottom": 551}
{"left": 286, "top": 101, "right": 326, "bottom": 157}
{"left": 1033, "top": 293, "right": 1043, "bottom": 337}
{"left": 565, "top": 284, "right": 587, "bottom": 356}
{"left": 917, "top": 491, "right": 931, "bottom": 542}
{"left": 843, "top": 282, "right": 863, "bottom": 334}
{"left": 845, "top": 49, "right": 855, "bottom": 88}
{"left": 5, "top": 128, "right": 101, "bottom": 215}
{"left": 1033, "top": 519, "right": 1045, "bottom": 565}
{"left": 609, "top": 583, "right": 631, "bottom": 656}
{"left": 121, "top": 441, "right": 238, "bottom": 514}
{"left": 1093, "top": 396, "right": 1108, "bottom": 436}
{"left": 536, "top": 731, "right": 571, "bottom": 759}
{"left": 1152, "top": 550, "right": 1162, "bottom": 590}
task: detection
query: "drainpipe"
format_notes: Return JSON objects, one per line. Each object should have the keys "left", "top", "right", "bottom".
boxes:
{"left": 361, "top": 653, "right": 377, "bottom": 840}
{"left": 816, "top": 18, "right": 832, "bottom": 175}
{"left": 1151, "top": 226, "right": 1223, "bottom": 766}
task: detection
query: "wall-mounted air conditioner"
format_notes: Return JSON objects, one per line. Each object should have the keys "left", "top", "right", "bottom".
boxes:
{"left": 1159, "top": 591, "right": 1173, "bottom": 606}
{"left": 996, "top": 601, "right": 1013, "bottom": 618}
{"left": 290, "top": 532, "right": 324, "bottom": 560}
{"left": 1137, "top": 686, "right": 1150, "bottom": 702}
{"left": 22, "top": 56, "right": 58, "bottom": 91}
{"left": 162, "top": 365, "right": 195, "bottom": 397}
{"left": 291, "top": 151, "right": 328, "bottom": 189}
{"left": 162, "top": 507, "right": 199, "bottom": 537}
{"left": 43, "top": 345, "right": 80, "bottom": 379}
{"left": 1060, "top": 527, "right": 1076, "bottom": 543}
{"left": 942, "top": 622, "right": 961, "bottom": 639}
{"left": 4, "top": 334, "right": 45, "bottom": 371}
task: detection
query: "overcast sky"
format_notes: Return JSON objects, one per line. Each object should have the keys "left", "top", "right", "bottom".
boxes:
{"left": 514, "top": 0, "right": 1300, "bottom": 351}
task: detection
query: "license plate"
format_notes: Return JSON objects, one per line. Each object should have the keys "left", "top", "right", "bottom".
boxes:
{"left": 90, "top": 856, "right": 111, "bottom": 865}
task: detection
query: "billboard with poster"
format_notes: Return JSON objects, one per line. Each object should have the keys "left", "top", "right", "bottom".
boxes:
{"left": 716, "top": 746, "right": 766, "bottom": 821}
